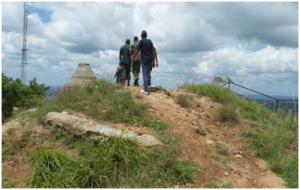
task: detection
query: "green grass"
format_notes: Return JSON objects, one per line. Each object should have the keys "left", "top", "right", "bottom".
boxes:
{"left": 26, "top": 130, "right": 198, "bottom": 188}
{"left": 36, "top": 79, "right": 150, "bottom": 125}
{"left": 216, "top": 105, "right": 240, "bottom": 123}
{"left": 195, "top": 128, "right": 207, "bottom": 136}
{"left": 188, "top": 83, "right": 298, "bottom": 188}
{"left": 176, "top": 94, "right": 193, "bottom": 108}
{"left": 2, "top": 128, "right": 32, "bottom": 159}
{"left": 2, "top": 180, "right": 16, "bottom": 188}
{"left": 148, "top": 119, "right": 170, "bottom": 131}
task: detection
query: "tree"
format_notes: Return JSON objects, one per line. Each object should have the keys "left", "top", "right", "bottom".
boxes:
{"left": 2, "top": 73, "right": 50, "bottom": 118}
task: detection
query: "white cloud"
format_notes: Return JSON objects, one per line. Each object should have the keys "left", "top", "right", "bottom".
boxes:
{"left": 2, "top": 2, "right": 298, "bottom": 96}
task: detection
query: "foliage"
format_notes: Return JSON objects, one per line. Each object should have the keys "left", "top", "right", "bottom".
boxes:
{"left": 149, "top": 120, "right": 170, "bottom": 131}
{"left": 27, "top": 130, "right": 198, "bottom": 188}
{"left": 36, "top": 79, "right": 149, "bottom": 125}
{"left": 176, "top": 94, "right": 193, "bottom": 108}
{"left": 2, "top": 128, "right": 32, "bottom": 159}
{"left": 2, "top": 73, "right": 50, "bottom": 117}
{"left": 216, "top": 105, "right": 240, "bottom": 123}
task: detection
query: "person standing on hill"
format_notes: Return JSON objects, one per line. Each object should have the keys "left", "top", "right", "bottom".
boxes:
{"left": 132, "top": 30, "right": 155, "bottom": 95}
{"left": 130, "top": 36, "right": 141, "bottom": 86}
{"left": 147, "top": 40, "right": 158, "bottom": 86}
{"left": 114, "top": 62, "right": 123, "bottom": 84}
{"left": 119, "top": 39, "right": 131, "bottom": 86}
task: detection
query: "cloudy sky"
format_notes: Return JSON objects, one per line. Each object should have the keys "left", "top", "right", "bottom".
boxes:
{"left": 2, "top": 1, "right": 298, "bottom": 97}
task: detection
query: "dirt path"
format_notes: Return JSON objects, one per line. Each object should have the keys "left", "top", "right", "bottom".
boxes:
{"left": 128, "top": 86, "right": 286, "bottom": 188}
{"left": 2, "top": 86, "right": 287, "bottom": 188}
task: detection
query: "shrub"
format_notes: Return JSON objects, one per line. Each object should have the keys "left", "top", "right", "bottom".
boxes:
{"left": 216, "top": 105, "right": 240, "bottom": 123}
{"left": 176, "top": 94, "right": 192, "bottom": 108}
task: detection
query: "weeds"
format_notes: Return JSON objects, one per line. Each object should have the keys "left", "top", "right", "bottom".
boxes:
{"left": 149, "top": 120, "right": 170, "bottom": 131}
{"left": 176, "top": 94, "right": 193, "bottom": 108}
{"left": 195, "top": 128, "right": 206, "bottom": 136}
{"left": 216, "top": 105, "right": 240, "bottom": 123}
{"left": 27, "top": 130, "right": 198, "bottom": 188}
{"left": 36, "top": 79, "right": 150, "bottom": 125}
{"left": 2, "top": 128, "right": 32, "bottom": 157}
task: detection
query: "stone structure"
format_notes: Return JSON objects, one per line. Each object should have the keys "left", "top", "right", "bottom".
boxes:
{"left": 45, "top": 112, "right": 163, "bottom": 147}
{"left": 64, "top": 62, "right": 96, "bottom": 90}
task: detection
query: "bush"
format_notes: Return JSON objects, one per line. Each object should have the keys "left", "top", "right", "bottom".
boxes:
{"left": 2, "top": 73, "right": 50, "bottom": 118}
{"left": 216, "top": 105, "right": 240, "bottom": 123}
{"left": 176, "top": 94, "right": 192, "bottom": 108}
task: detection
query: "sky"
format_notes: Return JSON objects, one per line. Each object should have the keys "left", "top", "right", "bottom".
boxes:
{"left": 1, "top": 1, "right": 298, "bottom": 97}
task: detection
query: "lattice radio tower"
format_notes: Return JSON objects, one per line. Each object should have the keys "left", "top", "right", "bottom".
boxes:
{"left": 21, "top": 2, "right": 29, "bottom": 84}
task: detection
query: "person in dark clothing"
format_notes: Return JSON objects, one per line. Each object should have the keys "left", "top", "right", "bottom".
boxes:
{"left": 119, "top": 39, "right": 131, "bottom": 86}
{"left": 114, "top": 62, "right": 123, "bottom": 84}
{"left": 131, "top": 30, "right": 155, "bottom": 95}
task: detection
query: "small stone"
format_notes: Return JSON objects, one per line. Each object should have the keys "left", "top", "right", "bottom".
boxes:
{"left": 261, "top": 173, "right": 264, "bottom": 176}
{"left": 198, "top": 169, "right": 201, "bottom": 172}
{"left": 239, "top": 151, "right": 243, "bottom": 154}
{"left": 221, "top": 179, "right": 223, "bottom": 181}
{"left": 103, "top": 110, "right": 106, "bottom": 112}
{"left": 136, "top": 131, "right": 143, "bottom": 135}
{"left": 254, "top": 180, "right": 257, "bottom": 183}
{"left": 80, "top": 164, "right": 84, "bottom": 167}
{"left": 224, "top": 172, "right": 228, "bottom": 176}
{"left": 235, "top": 155, "right": 242, "bottom": 159}
{"left": 246, "top": 177, "right": 250, "bottom": 180}
{"left": 62, "top": 111, "right": 67, "bottom": 114}
{"left": 151, "top": 106, "right": 155, "bottom": 108}
{"left": 186, "top": 114, "right": 189, "bottom": 117}
{"left": 8, "top": 161, "right": 13, "bottom": 165}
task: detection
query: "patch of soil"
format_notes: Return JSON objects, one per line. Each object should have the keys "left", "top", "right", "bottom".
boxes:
{"left": 128, "top": 86, "right": 286, "bottom": 188}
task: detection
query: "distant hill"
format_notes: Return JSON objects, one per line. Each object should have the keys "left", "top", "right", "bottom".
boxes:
{"left": 240, "top": 94, "right": 298, "bottom": 112}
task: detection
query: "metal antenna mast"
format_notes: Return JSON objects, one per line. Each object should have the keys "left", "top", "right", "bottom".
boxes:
{"left": 21, "top": 2, "right": 29, "bottom": 84}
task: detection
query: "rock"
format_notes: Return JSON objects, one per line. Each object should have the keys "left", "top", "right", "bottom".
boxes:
{"left": 224, "top": 172, "right": 228, "bottom": 176}
{"left": 62, "top": 111, "right": 68, "bottom": 114}
{"left": 8, "top": 161, "right": 13, "bottom": 165}
{"left": 135, "top": 131, "right": 143, "bottom": 135}
{"left": 12, "top": 107, "right": 20, "bottom": 111}
{"left": 206, "top": 139, "right": 214, "bottom": 145}
{"left": 254, "top": 180, "right": 257, "bottom": 183}
{"left": 261, "top": 173, "right": 264, "bottom": 176}
{"left": 27, "top": 108, "right": 37, "bottom": 113}
{"left": 45, "top": 112, "right": 163, "bottom": 147}
{"left": 235, "top": 154, "right": 242, "bottom": 159}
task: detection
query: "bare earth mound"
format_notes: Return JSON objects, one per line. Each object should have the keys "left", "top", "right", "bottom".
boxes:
{"left": 2, "top": 86, "right": 286, "bottom": 188}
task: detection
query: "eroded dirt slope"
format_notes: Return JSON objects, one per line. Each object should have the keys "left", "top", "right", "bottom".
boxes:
{"left": 2, "top": 86, "right": 287, "bottom": 188}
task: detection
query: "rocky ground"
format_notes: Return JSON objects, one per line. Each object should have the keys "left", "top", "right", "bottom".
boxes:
{"left": 2, "top": 86, "right": 286, "bottom": 188}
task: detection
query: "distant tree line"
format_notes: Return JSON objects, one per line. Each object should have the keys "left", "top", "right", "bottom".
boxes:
{"left": 2, "top": 73, "right": 50, "bottom": 118}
